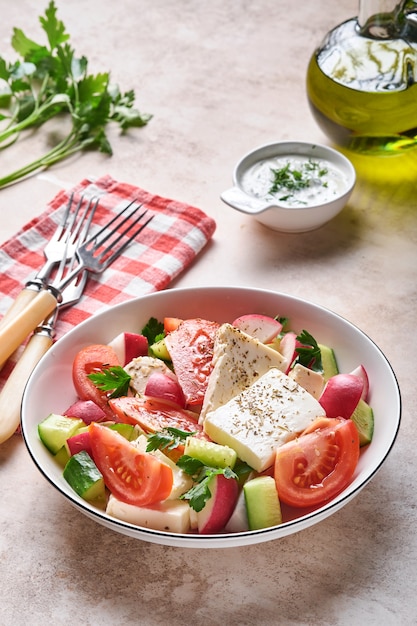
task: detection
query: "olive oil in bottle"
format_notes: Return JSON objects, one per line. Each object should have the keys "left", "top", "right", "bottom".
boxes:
{"left": 306, "top": 2, "right": 417, "bottom": 160}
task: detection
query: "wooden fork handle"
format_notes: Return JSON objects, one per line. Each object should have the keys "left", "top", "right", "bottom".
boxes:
{"left": 0, "top": 286, "right": 41, "bottom": 331}
{"left": 0, "top": 330, "right": 53, "bottom": 444}
{"left": 0, "top": 289, "right": 58, "bottom": 366}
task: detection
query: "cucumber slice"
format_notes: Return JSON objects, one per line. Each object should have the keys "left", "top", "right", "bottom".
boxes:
{"left": 38, "top": 413, "right": 84, "bottom": 454}
{"left": 318, "top": 343, "right": 339, "bottom": 381}
{"left": 150, "top": 337, "right": 171, "bottom": 361}
{"left": 63, "top": 450, "right": 105, "bottom": 502}
{"left": 54, "top": 445, "right": 71, "bottom": 468}
{"left": 184, "top": 436, "right": 237, "bottom": 469}
{"left": 243, "top": 476, "right": 282, "bottom": 530}
{"left": 107, "top": 422, "right": 137, "bottom": 441}
{"left": 351, "top": 398, "right": 374, "bottom": 446}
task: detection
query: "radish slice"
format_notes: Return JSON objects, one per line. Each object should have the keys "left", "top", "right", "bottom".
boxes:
{"left": 232, "top": 314, "right": 283, "bottom": 344}
{"left": 108, "top": 332, "right": 148, "bottom": 366}
{"left": 65, "top": 399, "right": 107, "bottom": 424}
{"left": 349, "top": 365, "right": 369, "bottom": 401}
{"left": 197, "top": 474, "right": 239, "bottom": 534}
{"left": 144, "top": 372, "right": 186, "bottom": 408}
{"left": 319, "top": 373, "right": 364, "bottom": 419}
{"left": 279, "top": 331, "right": 299, "bottom": 373}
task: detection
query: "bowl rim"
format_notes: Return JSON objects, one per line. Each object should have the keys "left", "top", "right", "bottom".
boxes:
{"left": 21, "top": 286, "right": 401, "bottom": 548}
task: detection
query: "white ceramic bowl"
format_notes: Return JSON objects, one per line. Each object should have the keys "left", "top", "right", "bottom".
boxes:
{"left": 221, "top": 142, "right": 356, "bottom": 233}
{"left": 21, "top": 287, "right": 400, "bottom": 548}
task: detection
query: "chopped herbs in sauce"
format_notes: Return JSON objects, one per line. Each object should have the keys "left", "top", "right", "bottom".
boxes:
{"left": 269, "top": 159, "right": 329, "bottom": 202}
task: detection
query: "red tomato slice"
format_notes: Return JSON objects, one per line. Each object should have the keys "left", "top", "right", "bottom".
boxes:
{"left": 164, "top": 317, "right": 183, "bottom": 333}
{"left": 109, "top": 396, "right": 205, "bottom": 461}
{"left": 109, "top": 396, "right": 202, "bottom": 434}
{"left": 89, "top": 422, "right": 173, "bottom": 506}
{"left": 164, "top": 318, "right": 219, "bottom": 406}
{"left": 72, "top": 344, "right": 120, "bottom": 419}
{"left": 274, "top": 417, "right": 359, "bottom": 508}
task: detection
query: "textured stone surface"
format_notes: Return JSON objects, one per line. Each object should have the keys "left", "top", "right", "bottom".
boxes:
{"left": 0, "top": 1, "right": 416, "bottom": 624}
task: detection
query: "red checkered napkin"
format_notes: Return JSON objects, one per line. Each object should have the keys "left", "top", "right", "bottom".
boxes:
{"left": 0, "top": 174, "right": 216, "bottom": 386}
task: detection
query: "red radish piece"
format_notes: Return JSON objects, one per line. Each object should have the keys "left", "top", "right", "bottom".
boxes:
{"left": 108, "top": 332, "right": 148, "bottom": 366}
{"left": 349, "top": 365, "right": 369, "bottom": 401}
{"left": 232, "top": 314, "right": 283, "bottom": 344}
{"left": 319, "top": 373, "right": 364, "bottom": 419}
{"left": 66, "top": 430, "right": 93, "bottom": 458}
{"left": 197, "top": 474, "right": 239, "bottom": 534}
{"left": 144, "top": 372, "right": 186, "bottom": 408}
{"left": 224, "top": 489, "right": 249, "bottom": 533}
{"left": 279, "top": 331, "right": 301, "bottom": 374}
{"left": 64, "top": 400, "right": 107, "bottom": 424}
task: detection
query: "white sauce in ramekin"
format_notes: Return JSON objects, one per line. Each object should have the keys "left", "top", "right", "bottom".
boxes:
{"left": 241, "top": 155, "right": 348, "bottom": 207}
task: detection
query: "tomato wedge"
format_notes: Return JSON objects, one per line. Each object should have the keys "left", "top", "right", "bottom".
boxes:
{"left": 89, "top": 422, "right": 173, "bottom": 506}
{"left": 109, "top": 396, "right": 205, "bottom": 461}
{"left": 109, "top": 396, "right": 202, "bottom": 434}
{"left": 164, "top": 318, "right": 219, "bottom": 406}
{"left": 72, "top": 344, "right": 121, "bottom": 419}
{"left": 274, "top": 417, "right": 359, "bottom": 508}
{"left": 164, "top": 317, "right": 183, "bottom": 333}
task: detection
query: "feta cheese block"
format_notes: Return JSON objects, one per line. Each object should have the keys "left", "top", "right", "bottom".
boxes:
{"left": 124, "top": 356, "right": 176, "bottom": 395}
{"left": 288, "top": 363, "right": 325, "bottom": 399}
{"left": 199, "top": 323, "right": 288, "bottom": 423}
{"left": 106, "top": 495, "right": 191, "bottom": 534}
{"left": 203, "top": 368, "right": 325, "bottom": 472}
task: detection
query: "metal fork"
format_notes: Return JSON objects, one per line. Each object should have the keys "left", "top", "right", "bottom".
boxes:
{"left": 0, "top": 201, "right": 153, "bottom": 366}
{"left": 0, "top": 271, "right": 88, "bottom": 444}
{"left": 0, "top": 193, "right": 98, "bottom": 332}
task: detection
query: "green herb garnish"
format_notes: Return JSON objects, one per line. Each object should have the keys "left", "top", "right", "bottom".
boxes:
{"left": 87, "top": 365, "right": 131, "bottom": 398}
{"left": 294, "top": 329, "right": 323, "bottom": 372}
{"left": 177, "top": 455, "right": 237, "bottom": 512}
{"left": 0, "top": 1, "right": 151, "bottom": 188}
{"left": 269, "top": 159, "right": 328, "bottom": 202}
{"left": 141, "top": 317, "right": 165, "bottom": 345}
{"left": 146, "top": 427, "right": 195, "bottom": 453}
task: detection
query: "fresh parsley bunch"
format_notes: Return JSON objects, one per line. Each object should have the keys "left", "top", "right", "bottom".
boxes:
{"left": 0, "top": 1, "right": 151, "bottom": 188}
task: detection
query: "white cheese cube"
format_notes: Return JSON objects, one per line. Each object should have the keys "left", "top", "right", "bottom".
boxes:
{"left": 288, "top": 363, "right": 325, "bottom": 399}
{"left": 106, "top": 495, "right": 191, "bottom": 534}
{"left": 204, "top": 368, "right": 324, "bottom": 472}
{"left": 200, "top": 323, "right": 288, "bottom": 422}
{"left": 124, "top": 356, "right": 175, "bottom": 395}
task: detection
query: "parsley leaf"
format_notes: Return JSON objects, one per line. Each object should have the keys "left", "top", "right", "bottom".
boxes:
{"left": 146, "top": 427, "right": 196, "bottom": 453}
{"left": 141, "top": 317, "right": 165, "bottom": 345}
{"left": 0, "top": 1, "right": 151, "bottom": 188}
{"left": 177, "top": 455, "right": 237, "bottom": 512}
{"left": 87, "top": 365, "right": 131, "bottom": 398}
{"left": 295, "top": 329, "right": 323, "bottom": 372}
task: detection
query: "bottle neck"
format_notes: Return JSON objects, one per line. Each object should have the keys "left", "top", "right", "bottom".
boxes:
{"left": 358, "top": 0, "right": 408, "bottom": 38}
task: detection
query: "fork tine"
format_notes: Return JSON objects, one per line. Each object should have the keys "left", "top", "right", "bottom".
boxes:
{"left": 54, "top": 202, "right": 153, "bottom": 292}
{"left": 48, "top": 192, "right": 75, "bottom": 244}
{"left": 53, "top": 196, "right": 99, "bottom": 285}
{"left": 84, "top": 199, "right": 138, "bottom": 250}
{"left": 97, "top": 210, "right": 154, "bottom": 267}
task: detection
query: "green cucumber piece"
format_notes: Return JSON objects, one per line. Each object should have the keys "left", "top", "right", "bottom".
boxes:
{"left": 318, "top": 343, "right": 339, "bottom": 381}
{"left": 107, "top": 422, "right": 137, "bottom": 440}
{"left": 150, "top": 337, "right": 171, "bottom": 361}
{"left": 38, "top": 413, "right": 84, "bottom": 454}
{"left": 63, "top": 451, "right": 105, "bottom": 502}
{"left": 184, "top": 436, "right": 237, "bottom": 469}
{"left": 351, "top": 398, "right": 374, "bottom": 446}
{"left": 54, "top": 446, "right": 71, "bottom": 468}
{"left": 243, "top": 476, "right": 282, "bottom": 530}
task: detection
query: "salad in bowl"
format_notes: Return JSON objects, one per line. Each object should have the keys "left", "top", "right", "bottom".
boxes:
{"left": 21, "top": 287, "right": 401, "bottom": 548}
